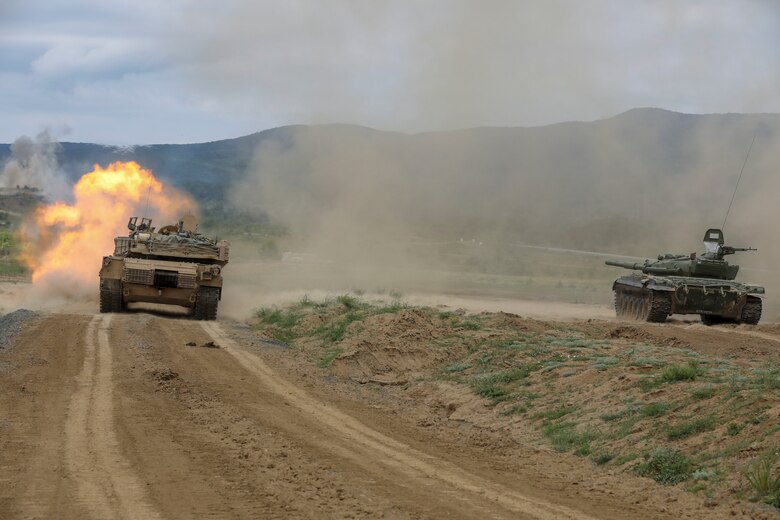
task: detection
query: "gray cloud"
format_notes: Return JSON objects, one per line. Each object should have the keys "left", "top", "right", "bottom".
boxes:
{"left": 1, "top": 1, "right": 780, "bottom": 143}
{"left": 170, "top": 0, "right": 780, "bottom": 131}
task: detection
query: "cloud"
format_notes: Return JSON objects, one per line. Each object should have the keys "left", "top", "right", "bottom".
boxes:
{"left": 1, "top": 1, "right": 780, "bottom": 143}
{"left": 165, "top": 0, "right": 780, "bottom": 134}
{"left": 30, "top": 37, "right": 160, "bottom": 78}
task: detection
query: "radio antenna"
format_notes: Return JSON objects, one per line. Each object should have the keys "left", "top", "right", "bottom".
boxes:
{"left": 142, "top": 181, "right": 152, "bottom": 222}
{"left": 722, "top": 133, "right": 756, "bottom": 230}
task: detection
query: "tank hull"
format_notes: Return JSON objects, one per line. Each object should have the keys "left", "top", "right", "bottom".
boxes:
{"left": 99, "top": 254, "right": 223, "bottom": 319}
{"left": 612, "top": 273, "right": 763, "bottom": 324}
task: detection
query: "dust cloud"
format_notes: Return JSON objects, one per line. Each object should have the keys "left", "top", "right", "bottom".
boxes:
{"left": 223, "top": 113, "right": 780, "bottom": 320}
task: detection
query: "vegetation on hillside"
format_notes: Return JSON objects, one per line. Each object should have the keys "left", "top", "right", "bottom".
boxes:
{"left": 249, "top": 297, "right": 780, "bottom": 508}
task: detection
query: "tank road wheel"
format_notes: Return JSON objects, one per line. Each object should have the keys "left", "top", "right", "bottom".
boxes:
{"left": 193, "top": 286, "right": 220, "bottom": 321}
{"left": 645, "top": 290, "right": 671, "bottom": 323}
{"left": 613, "top": 286, "right": 669, "bottom": 323}
{"left": 740, "top": 296, "right": 762, "bottom": 325}
{"left": 99, "top": 279, "right": 124, "bottom": 313}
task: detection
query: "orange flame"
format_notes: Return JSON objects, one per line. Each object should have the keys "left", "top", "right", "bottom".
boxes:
{"left": 19, "top": 161, "right": 197, "bottom": 286}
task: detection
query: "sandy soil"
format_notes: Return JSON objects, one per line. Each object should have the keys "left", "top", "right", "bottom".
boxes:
{"left": 405, "top": 292, "right": 615, "bottom": 320}
{"left": 3, "top": 309, "right": 778, "bottom": 519}
{"left": 0, "top": 311, "right": 627, "bottom": 520}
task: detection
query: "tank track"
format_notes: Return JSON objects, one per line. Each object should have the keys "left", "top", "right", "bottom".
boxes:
{"left": 700, "top": 295, "right": 762, "bottom": 325}
{"left": 740, "top": 296, "right": 762, "bottom": 325}
{"left": 613, "top": 284, "right": 670, "bottom": 323}
{"left": 193, "top": 286, "right": 220, "bottom": 321}
{"left": 99, "top": 280, "right": 124, "bottom": 313}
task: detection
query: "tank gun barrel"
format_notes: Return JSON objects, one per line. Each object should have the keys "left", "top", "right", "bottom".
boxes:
{"left": 605, "top": 259, "right": 682, "bottom": 276}
{"left": 605, "top": 259, "right": 644, "bottom": 270}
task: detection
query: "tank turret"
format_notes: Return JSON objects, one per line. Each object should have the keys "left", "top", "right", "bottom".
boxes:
{"left": 605, "top": 229, "right": 763, "bottom": 325}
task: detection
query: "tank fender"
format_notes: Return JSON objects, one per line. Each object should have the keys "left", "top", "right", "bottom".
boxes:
{"left": 644, "top": 282, "right": 675, "bottom": 292}
{"left": 612, "top": 278, "right": 644, "bottom": 290}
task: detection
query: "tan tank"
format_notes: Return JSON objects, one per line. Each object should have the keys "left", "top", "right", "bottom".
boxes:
{"left": 98, "top": 214, "right": 229, "bottom": 320}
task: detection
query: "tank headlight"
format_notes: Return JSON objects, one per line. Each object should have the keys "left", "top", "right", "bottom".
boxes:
{"left": 211, "top": 266, "right": 221, "bottom": 276}
{"left": 103, "top": 257, "right": 111, "bottom": 266}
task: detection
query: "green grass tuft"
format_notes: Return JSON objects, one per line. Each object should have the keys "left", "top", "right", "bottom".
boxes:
{"left": 726, "top": 423, "right": 744, "bottom": 436}
{"left": 635, "top": 448, "right": 693, "bottom": 485}
{"left": 445, "top": 362, "right": 472, "bottom": 373}
{"left": 666, "top": 415, "right": 716, "bottom": 440}
{"left": 317, "top": 347, "right": 344, "bottom": 368}
{"left": 744, "top": 450, "right": 780, "bottom": 507}
{"left": 459, "top": 320, "right": 482, "bottom": 330}
{"left": 640, "top": 402, "right": 669, "bottom": 417}
{"left": 543, "top": 422, "right": 598, "bottom": 455}
{"left": 691, "top": 386, "right": 716, "bottom": 400}
{"left": 336, "top": 294, "right": 363, "bottom": 310}
{"left": 592, "top": 453, "right": 615, "bottom": 465}
{"left": 660, "top": 361, "right": 703, "bottom": 383}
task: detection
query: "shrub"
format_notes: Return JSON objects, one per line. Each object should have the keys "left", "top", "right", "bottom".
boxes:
{"left": 661, "top": 361, "right": 702, "bottom": 383}
{"left": 592, "top": 453, "right": 615, "bottom": 465}
{"left": 726, "top": 423, "right": 744, "bottom": 436}
{"left": 635, "top": 448, "right": 693, "bottom": 485}
{"left": 753, "top": 367, "right": 780, "bottom": 390}
{"left": 470, "top": 367, "right": 533, "bottom": 401}
{"left": 336, "top": 294, "right": 362, "bottom": 310}
{"left": 691, "top": 386, "right": 716, "bottom": 399}
{"left": 744, "top": 450, "right": 780, "bottom": 507}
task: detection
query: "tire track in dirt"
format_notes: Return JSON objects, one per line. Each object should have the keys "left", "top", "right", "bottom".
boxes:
{"left": 201, "top": 321, "right": 600, "bottom": 520}
{"left": 64, "top": 314, "right": 163, "bottom": 520}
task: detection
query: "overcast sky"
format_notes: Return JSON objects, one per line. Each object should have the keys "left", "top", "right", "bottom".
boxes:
{"left": 1, "top": 0, "right": 779, "bottom": 145}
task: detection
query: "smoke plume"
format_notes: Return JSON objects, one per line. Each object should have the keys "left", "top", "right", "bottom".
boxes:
{"left": 1, "top": 130, "right": 69, "bottom": 199}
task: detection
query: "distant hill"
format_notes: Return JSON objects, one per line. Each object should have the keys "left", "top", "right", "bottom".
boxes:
{"left": 2, "top": 108, "right": 780, "bottom": 257}
{"left": 0, "top": 126, "right": 303, "bottom": 203}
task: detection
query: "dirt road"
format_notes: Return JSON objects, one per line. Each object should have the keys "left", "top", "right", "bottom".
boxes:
{"left": 0, "top": 311, "right": 765, "bottom": 519}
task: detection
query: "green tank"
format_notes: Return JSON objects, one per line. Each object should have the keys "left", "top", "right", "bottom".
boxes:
{"left": 605, "top": 229, "right": 764, "bottom": 325}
